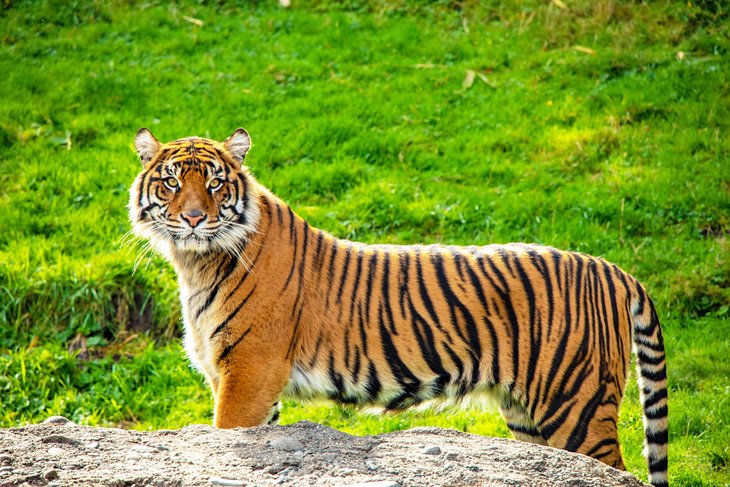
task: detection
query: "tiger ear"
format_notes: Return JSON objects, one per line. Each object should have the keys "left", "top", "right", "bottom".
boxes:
{"left": 223, "top": 128, "right": 251, "bottom": 163}
{"left": 135, "top": 128, "right": 161, "bottom": 165}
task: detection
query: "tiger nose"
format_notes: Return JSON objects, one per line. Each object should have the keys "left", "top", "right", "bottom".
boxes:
{"left": 181, "top": 209, "right": 206, "bottom": 228}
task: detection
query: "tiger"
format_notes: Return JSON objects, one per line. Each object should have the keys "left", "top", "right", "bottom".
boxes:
{"left": 129, "top": 127, "right": 669, "bottom": 487}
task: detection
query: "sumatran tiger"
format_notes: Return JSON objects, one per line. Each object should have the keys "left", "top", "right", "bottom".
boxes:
{"left": 129, "top": 128, "right": 669, "bottom": 486}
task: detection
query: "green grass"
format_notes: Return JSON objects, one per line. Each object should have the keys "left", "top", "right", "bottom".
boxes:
{"left": 1, "top": 0, "right": 729, "bottom": 485}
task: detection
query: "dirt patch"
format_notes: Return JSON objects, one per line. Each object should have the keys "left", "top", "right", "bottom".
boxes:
{"left": 0, "top": 418, "right": 647, "bottom": 486}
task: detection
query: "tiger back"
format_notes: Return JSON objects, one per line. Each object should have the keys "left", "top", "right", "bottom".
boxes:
{"left": 129, "top": 128, "right": 668, "bottom": 487}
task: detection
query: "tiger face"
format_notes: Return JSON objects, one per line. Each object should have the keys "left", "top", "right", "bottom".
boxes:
{"left": 128, "top": 128, "right": 260, "bottom": 256}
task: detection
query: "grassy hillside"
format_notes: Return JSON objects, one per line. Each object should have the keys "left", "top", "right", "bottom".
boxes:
{"left": 1, "top": 1, "right": 728, "bottom": 485}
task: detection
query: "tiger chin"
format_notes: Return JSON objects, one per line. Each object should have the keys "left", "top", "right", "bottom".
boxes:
{"left": 128, "top": 128, "right": 669, "bottom": 487}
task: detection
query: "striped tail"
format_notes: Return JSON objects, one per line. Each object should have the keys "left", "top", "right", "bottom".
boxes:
{"left": 632, "top": 291, "right": 669, "bottom": 487}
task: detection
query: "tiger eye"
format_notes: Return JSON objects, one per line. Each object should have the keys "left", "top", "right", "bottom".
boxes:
{"left": 164, "top": 177, "right": 179, "bottom": 189}
{"left": 209, "top": 178, "right": 222, "bottom": 190}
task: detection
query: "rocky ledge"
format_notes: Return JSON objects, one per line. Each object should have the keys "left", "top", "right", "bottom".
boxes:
{"left": 0, "top": 418, "right": 647, "bottom": 486}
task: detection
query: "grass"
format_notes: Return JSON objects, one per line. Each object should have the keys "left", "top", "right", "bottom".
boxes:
{"left": 1, "top": 0, "right": 729, "bottom": 485}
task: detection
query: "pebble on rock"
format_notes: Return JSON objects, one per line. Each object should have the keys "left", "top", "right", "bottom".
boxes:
{"left": 421, "top": 445, "right": 442, "bottom": 455}
{"left": 43, "top": 416, "right": 73, "bottom": 425}
{"left": 47, "top": 448, "right": 64, "bottom": 456}
{"left": 84, "top": 441, "right": 100, "bottom": 449}
{"left": 43, "top": 469, "right": 59, "bottom": 481}
{"left": 41, "top": 435, "right": 80, "bottom": 445}
{"left": 0, "top": 455, "right": 11, "bottom": 465}
{"left": 269, "top": 437, "right": 304, "bottom": 452}
{"left": 344, "top": 481, "right": 401, "bottom": 487}
{"left": 209, "top": 476, "right": 245, "bottom": 486}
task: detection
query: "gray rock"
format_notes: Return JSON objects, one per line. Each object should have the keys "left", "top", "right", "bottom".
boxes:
{"left": 269, "top": 437, "right": 304, "bottom": 452}
{"left": 84, "top": 441, "right": 100, "bottom": 449}
{"left": 0, "top": 467, "right": 13, "bottom": 473}
{"left": 43, "top": 468, "right": 59, "bottom": 481}
{"left": 41, "top": 435, "right": 80, "bottom": 446}
{"left": 47, "top": 448, "right": 64, "bottom": 456}
{"left": 43, "top": 416, "right": 73, "bottom": 425}
{"left": 344, "top": 481, "right": 401, "bottom": 487}
{"left": 0, "top": 456, "right": 10, "bottom": 466}
{"left": 209, "top": 477, "right": 245, "bottom": 486}
{"left": 421, "top": 445, "right": 441, "bottom": 455}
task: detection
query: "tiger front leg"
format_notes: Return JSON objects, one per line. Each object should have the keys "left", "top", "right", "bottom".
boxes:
{"left": 213, "top": 355, "right": 291, "bottom": 429}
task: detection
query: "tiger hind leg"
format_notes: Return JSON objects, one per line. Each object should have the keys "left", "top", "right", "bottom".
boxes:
{"left": 499, "top": 399, "right": 548, "bottom": 446}
{"left": 539, "top": 400, "right": 625, "bottom": 470}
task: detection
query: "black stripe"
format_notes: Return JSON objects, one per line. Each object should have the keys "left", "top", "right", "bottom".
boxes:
{"left": 379, "top": 316, "right": 420, "bottom": 398}
{"left": 643, "top": 388, "right": 668, "bottom": 409}
{"left": 415, "top": 254, "right": 452, "bottom": 341}
{"left": 513, "top": 252, "right": 539, "bottom": 404}
{"left": 649, "top": 457, "right": 668, "bottom": 473}
{"left": 195, "top": 256, "right": 238, "bottom": 320}
{"left": 281, "top": 208, "right": 299, "bottom": 293}
{"left": 641, "top": 367, "right": 667, "bottom": 382}
{"left": 210, "top": 285, "right": 257, "bottom": 339}
{"left": 645, "top": 405, "right": 668, "bottom": 420}
{"left": 507, "top": 423, "right": 541, "bottom": 436}
{"left": 585, "top": 437, "right": 618, "bottom": 456}
{"left": 345, "top": 249, "right": 364, "bottom": 322}
{"left": 325, "top": 239, "right": 339, "bottom": 308}
{"left": 222, "top": 238, "right": 265, "bottom": 302}
{"left": 564, "top": 383, "right": 606, "bottom": 452}
{"left": 380, "top": 252, "right": 398, "bottom": 335}
{"left": 218, "top": 326, "right": 252, "bottom": 362}
{"left": 285, "top": 306, "right": 305, "bottom": 359}
{"left": 335, "top": 246, "right": 353, "bottom": 305}
{"left": 486, "top": 252, "right": 521, "bottom": 384}
{"left": 461, "top": 256, "right": 500, "bottom": 384}
{"left": 351, "top": 346, "right": 362, "bottom": 385}
{"left": 634, "top": 334, "right": 665, "bottom": 352}
{"left": 646, "top": 429, "right": 669, "bottom": 445}
{"left": 364, "top": 361, "right": 382, "bottom": 401}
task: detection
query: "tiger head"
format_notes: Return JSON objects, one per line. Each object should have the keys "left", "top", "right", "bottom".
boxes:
{"left": 129, "top": 128, "right": 260, "bottom": 256}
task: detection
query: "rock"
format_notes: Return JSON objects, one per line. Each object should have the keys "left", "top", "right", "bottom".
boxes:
{"left": 344, "top": 481, "right": 401, "bottom": 487}
{"left": 84, "top": 441, "right": 99, "bottom": 449}
{"left": 209, "top": 477, "right": 245, "bottom": 486}
{"left": 0, "top": 456, "right": 10, "bottom": 466}
{"left": 41, "top": 435, "right": 80, "bottom": 445}
{"left": 421, "top": 445, "right": 441, "bottom": 455}
{"left": 269, "top": 437, "right": 304, "bottom": 452}
{"left": 43, "top": 468, "right": 59, "bottom": 480}
{"left": 0, "top": 467, "right": 13, "bottom": 473}
{"left": 0, "top": 420, "right": 649, "bottom": 486}
{"left": 267, "top": 463, "right": 288, "bottom": 475}
{"left": 130, "top": 445, "right": 157, "bottom": 454}
{"left": 43, "top": 416, "right": 73, "bottom": 425}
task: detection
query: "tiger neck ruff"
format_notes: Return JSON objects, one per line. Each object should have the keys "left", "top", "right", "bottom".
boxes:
{"left": 129, "top": 128, "right": 669, "bottom": 487}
